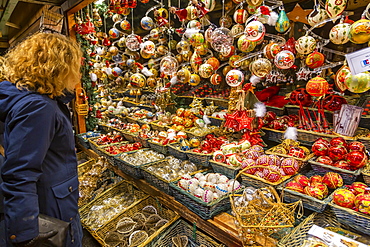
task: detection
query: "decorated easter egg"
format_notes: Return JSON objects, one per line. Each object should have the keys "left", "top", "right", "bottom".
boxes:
{"left": 233, "top": 9, "right": 248, "bottom": 24}
{"left": 330, "top": 23, "right": 351, "bottom": 44}
{"left": 306, "top": 51, "right": 325, "bottom": 69}
{"left": 226, "top": 69, "right": 244, "bottom": 87}
{"left": 295, "top": 35, "right": 316, "bottom": 55}
{"left": 349, "top": 19, "right": 370, "bottom": 44}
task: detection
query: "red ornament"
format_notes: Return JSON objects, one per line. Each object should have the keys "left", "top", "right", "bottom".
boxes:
{"left": 312, "top": 138, "right": 330, "bottom": 156}
{"left": 304, "top": 185, "right": 325, "bottom": 200}
{"left": 348, "top": 182, "right": 368, "bottom": 195}
{"left": 317, "top": 156, "right": 333, "bottom": 166}
{"left": 305, "top": 51, "right": 325, "bottom": 69}
{"left": 310, "top": 175, "right": 323, "bottom": 184}
{"left": 322, "top": 172, "right": 343, "bottom": 189}
{"left": 306, "top": 76, "right": 329, "bottom": 97}
{"left": 285, "top": 181, "right": 305, "bottom": 193}
{"left": 346, "top": 151, "right": 368, "bottom": 169}
{"left": 330, "top": 137, "right": 347, "bottom": 148}
{"left": 348, "top": 141, "right": 365, "bottom": 153}
{"left": 289, "top": 88, "right": 313, "bottom": 107}
{"left": 333, "top": 188, "right": 355, "bottom": 208}
{"left": 288, "top": 147, "right": 306, "bottom": 158}
{"left": 322, "top": 95, "right": 347, "bottom": 112}
{"left": 333, "top": 160, "right": 352, "bottom": 170}
{"left": 294, "top": 174, "right": 310, "bottom": 187}
{"left": 328, "top": 145, "right": 348, "bottom": 161}
{"left": 281, "top": 158, "right": 300, "bottom": 175}
{"left": 282, "top": 37, "right": 297, "bottom": 54}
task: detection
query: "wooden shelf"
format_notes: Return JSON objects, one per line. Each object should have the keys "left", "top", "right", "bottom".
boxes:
{"left": 79, "top": 145, "right": 243, "bottom": 247}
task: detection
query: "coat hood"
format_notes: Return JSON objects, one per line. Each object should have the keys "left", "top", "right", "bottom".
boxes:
{"left": 0, "top": 81, "right": 34, "bottom": 122}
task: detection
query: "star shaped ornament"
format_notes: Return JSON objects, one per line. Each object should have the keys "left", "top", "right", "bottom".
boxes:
{"left": 286, "top": 4, "right": 312, "bottom": 25}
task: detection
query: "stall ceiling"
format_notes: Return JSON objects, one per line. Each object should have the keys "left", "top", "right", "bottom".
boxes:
{"left": 0, "top": 0, "right": 368, "bottom": 53}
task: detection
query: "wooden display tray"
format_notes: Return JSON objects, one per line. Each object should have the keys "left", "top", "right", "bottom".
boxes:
{"left": 78, "top": 145, "right": 243, "bottom": 247}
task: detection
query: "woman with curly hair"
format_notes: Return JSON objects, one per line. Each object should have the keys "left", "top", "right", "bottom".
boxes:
{"left": 0, "top": 33, "right": 83, "bottom": 247}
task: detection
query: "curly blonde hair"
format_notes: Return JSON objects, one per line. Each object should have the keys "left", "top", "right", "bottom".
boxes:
{"left": 3, "top": 33, "right": 82, "bottom": 98}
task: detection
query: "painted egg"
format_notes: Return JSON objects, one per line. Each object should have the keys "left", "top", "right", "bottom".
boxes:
{"left": 210, "top": 74, "right": 222, "bottom": 85}
{"left": 245, "top": 20, "right": 265, "bottom": 42}
{"left": 220, "top": 45, "right": 235, "bottom": 58}
{"left": 130, "top": 73, "right": 146, "bottom": 88}
{"left": 237, "top": 34, "right": 257, "bottom": 53}
{"left": 199, "top": 64, "right": 214, "bottom": 78}
{"left": 325, "top": 0, "right": 347, "bottom": 19}
{"left": 335, "top": 65, "right": 350, "bottom": 92}
{"left": 108, "top": 28, "right": 120, "bottom": 39}
{"left": 349, "top": 19, "right": 370, "bottom": 44}
{"left": 295, "top": 35, "right": 317, "bottom": 55}
{"left": 233, "top": 9, "right": 248, "bottom": 24}
{"left": 249, "top": 58, "right": 272, "bottom": 77}
{"left": 187, "top": 20, "right": 202, "bottom": 30}
{"left": 140, "top": 16, "right": 155, "bottom": 30}
{"left": 112, "top": 67, "right": 123, "bottom": 77}
{"left": 147, "top": 77, "right": 157, "bottom": 88}
{"left": 168, "top": 40, "right": 177, "bottom": 50}
{"left": 160, "top": 56, "right": 179, "bottom": 76}
{"left": 344, "top": 72, "right": 370, "bottom": 93}
{"left": 125, "top": 34, "right": 141, "bottom": 51}
{"left": 190, "top": 52, "right": 202, "bottom": 72}
{"left": 226, "top": 69, "right": 244, "bottom": 87}
{"left": 120, "top": 19, "right": 131, "bottom": 30}
{"left": 230, "top": 24, "right": 245, "bottom": 37}
{"left": 263, "top": 42, "right": 281, "bottom": 59}
{"left": 275, "top": 9, "right": 290, "bottom": 33}
{"left": 307, "top": 7, "right": 328, "bottom": 28}
{"left": 189, "top": 74, "right": 201, "bottom": 86}
{"left": 330, "top": 23, "right": 350, "bottom": 44}
{"left": 274, "top": 50, "right": 295, "bottom": 69}
{"left": 247, "top": 5, "right": 258, "bottom": 15}
{"left": 176, "top": 40, "right": 191, "bottom": 54}
{"left": 305, "top": 51, "right": 325, "bottom": 69}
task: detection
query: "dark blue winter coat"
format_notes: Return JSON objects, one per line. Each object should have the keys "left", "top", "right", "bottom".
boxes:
{"left": 0, "top": 81, "right": 82, "bottom": 246}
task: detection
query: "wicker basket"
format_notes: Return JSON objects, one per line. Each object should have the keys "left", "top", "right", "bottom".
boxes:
{"left": 209, "top": 160, "right": 241, "bottom": 179}
{"left": 148, "top": 219, "right": 225, "bottom": 247}
{"left": 93, "top": 196, "right": 179, "bottom": 247}
{"left": 167, "top": 143, "right": 189, "bottom": 160}
{"left": 362, "top": 163, "right": 370, "bottom": 185}
{"left": 77, "top": 151, "right": 91, "bottom": 165}
{"left": 285, "top": 105, "right": 333, "bottom": 123}
{"left": 114, "top": 150, "right": 165, "bottom": 179}
{"left": 122, "top": 131, "right": 139, "bottom": 143}
{"left": 137, "top": 136, "right": 151, "bottom": 148}
{"left": 357, "top": 135, "right": 370, "bottom": 152}
{"left": 148, "top": 140, "right": 170, "bottom": 155}
{"left": 266, "top": 105, "right": 286, "bottom": 116}
{"left": 79, "top": 180, "right": 147, "bottom": 234}
{"left": 141, "top": 159, "right": 207, "bottom": 196}
{"left": 296, "top": 129, "right": 358, "bottom": 147}
{"left": 77, "top": 159, "right": 96, "bottom": 177}
{"left": 277, "top": 210, "right": 352, "bottom": 247}
{"left": 308, "top": 156, "right": 363, "bottom": 184}
{"left": 277, "top": 171, "right": 333, "bottom": 213}
{"left": 88, "top": 137, "right": 112, "bottom": 157}
{"left": 186, "top": 151, "right": 213, "bottom": 167}
{"left": 262, "top": 127, "right": 285, "bottom": 143}
{"left": 150, "top": 120, "right": 169, "bottom": 132}
{"left": 208, "top": 116, "right": 225, "bottom": 127}
{"left": 240, "top": 166, "right": 294, "bottom": 189}
{"left": 95, "top": 142, "right": 131, "bottom": 166}
{"left": 97, "top": 123, "right": 113, "bottom": 133}
{"left": 76, "top": 133, "right": 94, "bottom": 149}
{"left": 329, "top": 190, "right": 370, "bottom": 233}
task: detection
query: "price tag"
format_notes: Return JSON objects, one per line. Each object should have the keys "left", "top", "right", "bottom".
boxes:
{"left": 345, "top": 47, "right": 370, "bottom": 75}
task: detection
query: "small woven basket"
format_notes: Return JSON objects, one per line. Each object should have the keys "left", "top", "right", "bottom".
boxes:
{"left": 308, "top": 156, "right": 363, "bottom": 184}
{"left": 240, "top": 166, "right": 295, "bottom": 189}
{"left": 329, "top": 189, "right": 370, "bottom": 233}
{"left": 88, "top": 137, "right": 112, "bottom": 157}
{"left": 150, "top": 120, "right": 169, "bottom": 132}
{"left": 277, "top": 171, "right": 334, "bottom": 213}
{"left": 122, "top": 131, "right": 139, "bottom": 143}
{"left": 265, "top": 147, "right": 315, "bottom": 163}
{"left": 93, "top": 196, "right": 179, "bottom": 247}
{"left": 167, "top": 143, "right": 189, "bottom": 160}
{"left": 170, "top": 171, "right": 244, "bottom": 220}
{"left": 186, "top": 151, "right": 213, "bottom": 167}
{"left": 362, "top": 163, "right": 370, "bottom": 185}
{"left": 148, "top": 140, "right": 170, "bottom": 155}
{"left": 95, "top": 142, "right": 130, "bottom": 166}
{"left": 148, "top": 219, "right": 225, "bottom": 247}
{"left": 209, "top": 160, "right": 241, "bottom": 179}
{"left": 261, "top": 127, "right": 285, "bottom": 143}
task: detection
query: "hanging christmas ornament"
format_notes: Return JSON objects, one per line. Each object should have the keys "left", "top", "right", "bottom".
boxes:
{"left": 282, "top": 37, "right": 297, "bottom": 54}
{"left": 201, "top": 0, "right": 216, "bottom": 12}
{"left": 189, "top": 32, "right": 205, "bottom": 47}
{"left": 120, "top": 19, "right": 131, "bottom": 30}
{"left": 160, "top": 55, "right": 179, "bottom": 76}
{"left": 190, "top": 51, "right": 202, "bottom": 72}
{"left": 140, "top": 16, "right": 155, "bottom": 30}
{"left": 150, "top": 28, "right": 160, "bottom": 40}
{"left": 122, "top": 8, "right": 131, "bottom": 15}
{"left": 349, "top": 18, "right": 370, "bottom": 44}
{"left": 117, "top": 37, "right": 126, "bottom": 48}
{"left": 229, "top": 55, "right": 242, "bottom": 68}
{"left": 247, "top": 5, "right": 258, "bottom": 15}
{"left": 274, "top": 50, "right": 295, "bottom": 69}
{"left": 206, "top": 57, "right": 220, "bottom": 70}
{"left": 187, "top": 20, "right": 202, "bottom": 30}
{"left": 325, "top": 0, "right": 347, "bottom": 19}
{"left": 223, "top": 65, "right": 232, "bottom": 76}
{"left": 245, "top": 20, "right": 266, "bottom": 42}
{"left": 307, "top": 5, "right": 328, "bottom": 28}
{"left": 140, "top": 40, "right": 156, "bottom": 54}
{"left": 210, "top": 27, "right": 234, "bottom": 52}
{"left": 210, "top": 74, "right": 222, "bottom": 85}
{"left": 263, "top": 42, "right": 281, "bottom": 59}
{"left": 157, "top": 45, "right": 169, "bottom": 55}
{"left": 305, "top": 51, "right": 325, "bottom": 69}
{"left": 112, "top": 14, "right": 123, "bottom": 23}
{"left": 226, "top": 70, "right": 244, "bottom": 87}
{"left": 221, "top": 45, "right": 236, "bottom": 58}
{"left": 246, "top": 0, "right": 263, "bottom": 6}
{"left": 344, "top": 72, "right": 370, "bottom": 93}
{"left": 108, "top": 46, "right": 119, "bottom": 56}
{"left": 147, "top": 77, "right": 156, "bottom": 87}
{"left": 189, "top": 74, "right": 201, "bottom": 86}
{"left": 295, "top": 35, "right": 317, "bottom": 55}
{"left": 177, "top": 68, "right": 191, "bottom": 83}
{"left": 231, "top": 24, "right": 245, "bottom": 37}
{"left": 220, "top": 16, "right": 233, "bottom": 28}
{"left": 306, "top": 76, "right": 329, "bottom": 97}
{"left": 196, "top": 44, "right": 209, "bottom": 56}
{"left": 250, "top": 58, "right": 272, "bottom": 77}
{"left": 155, "top": 7, "right": 169, "bottom": 19}
{"left": 176, "top": 40, "right": 191, "bottom": 54}
{"left": 233, "top": 9, "right": 248, "bottom": 24}
{"left": 275, "top": 7, "right": 290, "bottom": 33}
{"left": 126, "top": 34, "right": 141, "bottom": 51}
{"left": 109, "top": 28, "right": 120, "bottom": 39}
{"left": 112, "top": 67, "right": 123, "bottom": 77}
{"left": 199, "top": 64, "right": 214, "bottom": 78}
{"left": 168, "top": 40, "right": 177, "bottom": 50}
{"left": 330, "top": 22, "right": 351, "bottom": 44}
{"left": 130, "top": 73, "right": 146, "bottom": 88}
{"left": 237, "top": 35, "right": 257, "bottom": 53}
{"left": 335, "top": 64, "right": 350, "bottom": 92}
{"left": 186, "top": 5, "right": 198, "bottom": 20}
